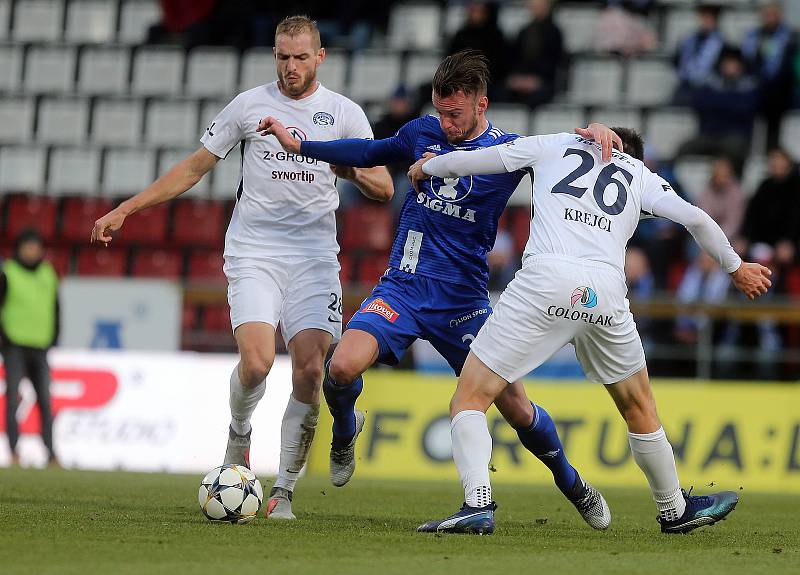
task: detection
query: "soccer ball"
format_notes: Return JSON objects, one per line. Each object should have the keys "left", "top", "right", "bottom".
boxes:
{"left": 198, "top": 464, "right": 264, "bottom": 524}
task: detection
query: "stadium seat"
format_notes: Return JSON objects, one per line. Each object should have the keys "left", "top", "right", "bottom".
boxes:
{"left": 66, "top": 0, "right": 117, "bottom": 43}
{"left": 91, "top": 98, "right": 144, "bottom": 145}
{"left": 388, "top": 3, "right": 442, "bottom": 50}
{"left": 0, "top": 146, "right": 46, "bottom": 193}
{"left": 131, "top": 248, "right": 183, "bottom": 278}
{"left": 356, "top": 254, "right": 390, "bottom": 286}
{"left": 531, "top": 105, "right": 585, "bottom": 136}
{"left": 0, "top": 97, "right": 35, "bottom": 143}
{"left": 45, "top": 246, "right": 72, "bottom": 276}
{"left": 187, "top": 250, "right": 225, "bottom": 285}
{"left": 211, "top": 144, "right": 242, "bottom": 199}
{"left": 60, "top": 196, "right": 113, "bottom": 242}
{"left": 158, "top": 148, "right": 209, "bottom": 198}
{"left": 0, "top": 44, "right": 22, "bottom": 92}
{"left": 317, "top": 50, "right": 348, "bottom": 95}
{"left": 5, "top": 194, "right": 57, "bottom": 241}
{"left": 12, "top": 0, "right": 64, "bottom": 42}
{"left": 186, "top": 47, "right": 238, "bottom": 98}
{"left": 0, "top": 1, "right": 9, "bottom": 41}
{"left": 497, "top": 2, "right": 529, "bottom": 39}
{"left": 23, "top": 45, "right": 77, "bottom": 94}
{"left": 202, "top": 303, "right": 231, "bottom": 332}
{"left": 349, "top": 51, "right": 402, "bottom": 103}
{"left": 118, "top": 0, "right": 160, "bottom": 44}
{"left": 443, "top": 3, "right": 466, "bottom": 38}
{"left": 131, "top": 46, "right": 184, "bottom": 96}
{"left": 569, "top": 58, "right": 624, "bottom": 106}
{"left": 239, "top": 48, "right": 277, "bottom": 91}
{"left": 338, "top": 253, "right": 354, "bottom": 285}
{"left": 37, "top": 98, "right": 90, "bottom": 145}
{"left": 182, "top": 301, "right": 199, "bottom": 331}
{"left": 626, "top": 59, "right": 678, "bottom": 106}
{"left": 102, "top": 148, "right": 157, "bottom": 197}
{"left": 487, "top": 104, "right": 530, "bottom": 135}
{"left": 144, "top": 99, "right": 199, "bottom": 146}
{"left": 341, "top": 205, "right": 393, "bottom": 252}
{"left": 78, "top": 47, "right": 131, "bottom": 95}
{"left": 405, "top": 51, "right": 442, "bottom": 89}
{"left": 49, "top": 147, "right": 102, "bottom": 196}
{"left": 645, "top": 108, "right": 699, "bottom": 161}
{"left": 172, "top": 199, "right": 224, "bottom": 247}
{"left": 508, "top": 206, "right": 532, "bottom": 253}
{"left": 114, "top": 202, "right": 169, "bottom": 245}
{"left": 742, "top": 155, "right": 767, "bottom": 197}
{"left": 663, "top": 10, "right": 697, "bottom": 53}
{"left": 779, "top": 112, "right": 800, "bottom": 155}
{"left": 592, "top": 107, "right": 643, "bottom": 133}
{"left": 674, "top": 156, "right": 712, "bottom": 201}
{"left": 76, "top": 246, "right": 128, "bottom": 276}
{"left": 554, "top": 5, "right": 601, "bottom": 53}
{"left": 720, "top": 10, "right": 760, "bottom": 44}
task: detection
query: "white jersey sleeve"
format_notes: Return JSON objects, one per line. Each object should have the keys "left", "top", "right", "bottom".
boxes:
{"left": 496, "top": 133, "right": 574, "bottom": 172}
{"left": 200, "top": 93, "right": 247, "bottom": 159}
{"left": 642, "top": 171, "right": 742, "bottom": 273}
{"left": 422, "top": 146, "right": 507, "bottom": 178}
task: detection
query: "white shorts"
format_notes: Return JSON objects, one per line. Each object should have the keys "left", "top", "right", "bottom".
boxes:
{"left": 223, "top": 255, "right": 342, "bottom": 345}
{"left": 471, "top": 254, "right": 646, "bottom": 384}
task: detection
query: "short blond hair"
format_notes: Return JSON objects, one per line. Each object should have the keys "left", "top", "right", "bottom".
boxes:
{"left": 275, "top": 15, "right": 321, "bottom": 50}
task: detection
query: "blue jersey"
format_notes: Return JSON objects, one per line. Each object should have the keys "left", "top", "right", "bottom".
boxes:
{"left": 301, "top": 115, "right": 527, "bottom": 291}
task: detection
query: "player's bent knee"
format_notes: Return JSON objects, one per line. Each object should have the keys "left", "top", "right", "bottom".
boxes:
{"left": 293, "top": 362, "right": 325, "bottom": 388}
{"left": 239, "top": 353, "right": 274, "bottom": 387}
{"left": 328, "top": 354, "right": 364, "bottom": 386}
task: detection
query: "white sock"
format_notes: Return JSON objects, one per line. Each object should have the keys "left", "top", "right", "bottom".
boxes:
{"left": 273, "top": 395, "right": 319, "bottom": 492}
{"left": 229, "top": 365, "right": 265, "bottom": 436}
{"left": 628, "top": 427, "right": 686, "bottom": 521}
{"left": 451, "top": 410, "right": 493, "bottom": 508}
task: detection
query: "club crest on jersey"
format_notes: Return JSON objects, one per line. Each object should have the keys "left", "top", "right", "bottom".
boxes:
{"left": 286, "top": 126, "right": 308, "bottom": 141}
{"left": 571, "top": 286, "right": 598, "bottom": 308}
{"left": 362, "top": 298, "right": 399, "bottom": 323}
{"left": 429, "top": 175, "right": 473, "bottom": 203}
{"left": 313, "top": 112, "right": 334, "bottom": 126}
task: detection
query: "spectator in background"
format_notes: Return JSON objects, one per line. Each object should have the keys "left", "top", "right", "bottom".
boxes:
{"left": 0, "top": 230, "right": 60, "bottom": 467}
{"left": 149, "top": 0, "right": 253, "bottom": 51}
{"left": 448, "top": 1, "right": 508, "bottom": 98}
{"left": 505, "top": 0, "right": 564, "bottom": 109}
{"left": 696, "top": 157, "right": 745, "bottom": 239}
{"left": 624, "top": 247, "right": 655, "bottom": 343}
{"left": 592, "top": 0, "right": 656, "bottom": 57}
{"left": 673, "top": 3, "right": 724, "bottom": 101}
{"left": 673, "top": 251, "right": 731, "bottom": 345}
{"left": 742, "top": 0, "right": 796, "bottom": 151}
{"left": 678, "top": 47, "right": 760, "bottom": 173}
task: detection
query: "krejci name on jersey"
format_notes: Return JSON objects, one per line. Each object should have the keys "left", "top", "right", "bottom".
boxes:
{"left": 563, "top": 207, "right": 612, "bottom": 233}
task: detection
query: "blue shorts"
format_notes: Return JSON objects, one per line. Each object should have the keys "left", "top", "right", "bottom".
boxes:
{"left": 347, "top": 269, "right": 491, "bottom": 375}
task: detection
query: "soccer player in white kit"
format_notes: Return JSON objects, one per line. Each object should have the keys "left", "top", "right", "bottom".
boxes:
{"left": 91, "top": 16, "right": 393, "bottom": 520}
{"left": 408, "top": 128, "right": 773, "bottom": 534}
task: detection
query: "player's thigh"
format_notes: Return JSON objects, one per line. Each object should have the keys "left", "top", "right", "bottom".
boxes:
{"left": 224, "top": 255, "right": 284, "bottom": 335}
{"left": 452, "top": 352, "right": 512, "bottom": 415}
{"left": 328, "top": 329, "right": 381, "bottom": 384}
{"left": 494, "top": 381, "right": 535, "bottom": 429}
{"left": 425, "top": 300, "right": 491, "bottom": 376}
{"left": 280, "top": 258, "right": 342, "bottom": 347}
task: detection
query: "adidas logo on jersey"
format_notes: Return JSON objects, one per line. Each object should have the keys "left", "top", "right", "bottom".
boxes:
{"left": 426, "top": 145, "right": 442, "bottom": 152}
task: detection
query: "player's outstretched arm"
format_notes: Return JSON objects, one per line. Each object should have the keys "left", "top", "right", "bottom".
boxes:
{"left": 91, "top": 146, "right": 218, "bottom": 245}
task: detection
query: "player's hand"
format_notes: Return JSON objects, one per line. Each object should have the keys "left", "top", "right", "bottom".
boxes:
{"left": 91, "top": 208, "right": 126, "bottom": 246}
{"left": 331, "top": 165, "right": 357, "bottom": 180}
{"left": 257, "top": 116, "right": 301, "bottom": 154}
{"left": 407, "top": 152, "right": 436, "bottom": 193}
{"left": 730, "top": 261, "right": 772, "bottom": 300}
{"left": 574, "top": 123, "right": 623, "bottom": 162}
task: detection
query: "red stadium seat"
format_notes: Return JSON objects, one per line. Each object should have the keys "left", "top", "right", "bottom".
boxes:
{"left": 182, "top": 302, "right": 199, "bottom": 331}
{"left": 187, "top": 250, "right": 225, "bottom": 284}
{"left": 202, "top": 304, "right": 231, "bottom": 332}
{"left": 6, "top": 195, "right": 58, "bottom": 242}
{"left": 341, "top": 205, "right": 394, "bottom": 252}
{"left": 60, "top": 197, "right": 113, "bottom": 243}
{"left": 45, "top": 246, "right": 72, "bottom": 276}
{"left": 131, "top": 248, "right": 183, "bottom": 279}
{"left": 172, "top": 200, "right": 224, "bottom": 247}
{"left": 338, "top": 253, "right": 354, "bottom": 285}
{"left": 507, "top": 207, "right": 531, "bottom": 254}
{"left": 116, "top": 203, "right": 170, "bottom": 245}
{"left": 786, "top": 265, "right": 800, "bottom": 297}
{"left": 357, "top": 253, "right": 389, "bottom": 286}
{"left": 76, "top": 247, "right": 128, "bottom": 276}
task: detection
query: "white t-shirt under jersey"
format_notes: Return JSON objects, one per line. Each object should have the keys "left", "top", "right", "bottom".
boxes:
{"left": 201, "top": 81, "right": 374, "bottom": 258}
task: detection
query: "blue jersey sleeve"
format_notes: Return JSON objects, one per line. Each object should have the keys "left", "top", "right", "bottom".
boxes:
{"left": 300, "top": 118, "right": 422, "bottom": 167}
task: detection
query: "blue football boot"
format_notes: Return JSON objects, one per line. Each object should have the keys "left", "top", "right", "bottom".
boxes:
{"left": 417, "top": 502, "right": 497, "bottom": 534}
{"left": 658, "top": 488, "right": 739, "bottom": 534}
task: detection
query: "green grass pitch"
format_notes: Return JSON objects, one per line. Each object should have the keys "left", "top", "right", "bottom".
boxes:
{"left": 0, "top": 468, "right": 797, "bottom": 575}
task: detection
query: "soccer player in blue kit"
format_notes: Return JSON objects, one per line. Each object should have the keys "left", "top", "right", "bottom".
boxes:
{"left": 259, "top": 50, "right": 623, "bottom": 531}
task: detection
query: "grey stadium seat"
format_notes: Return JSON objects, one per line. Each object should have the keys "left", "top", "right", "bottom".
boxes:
{"left": 158, "top": 148, "right": 209, "bottom": 197}
{"left": 37, "top": 97, "right": 90, "bottom": 145}
{"left": 663, "top": 10, "right": 697, "bottom": 53}
{"left": 48, "top": 147, "right": 102, "bottom": 196}
{"left": 132, "top": 46, "right": 184, "bottom": 96}
{"left": 487, "top": 104, "right": 530, "bottom": 136}
{"left": 742, "top": 155, "right": 767, "bottom": 198}
{"left": 405, "top": 51, "right": 442, "bottom": 89}
{"left": 317, "top": 50, "right": 348, "bottom": 95}
{"left": 144, "top": 100, "right": 199, "bottom": 147}
{"left": 118, "top": 0, "right": 160, "bottom": 44}
{"left": 0, "top": 145, "right": 46, "bottom": 192}
{"left": 626, "top": 59, "right": 678, "bottom": 106}
{"left": 186, "top": 47, "right": 238, "bottom": 98}
{"left": 569, "top": 58, "right": 624, "bottom": 106}
{"left": 443, "top": 3, "right": 466, "bottom": 38}
{"left": 531, "top": 105, "right": 585, "bottom": 136}
{"left": 720, "top": 10, "right": 760, "bottom": 45}
{"left": 0, "top": 97, "right": 35, "bottom": 143}
{"left": 349, "top": 51, "right": 401, "bottom": 103}
{"left": 91, "top": 98, "right": 144, "bottom": 145}
{"left": 0, "top": 44, "right": 22, "bottom": 92}
{"left": 592, "top": 107, "right": 643, "bottom": 134}
{"left": 498, "top": 2, "right": 530, "bottom": 39}
{"left": 24, "top": 45, "right": 77, "bottom": 94}
{"left": 388, "top": 3, "right": 442, "bottom": 51}
{"left": 0, "top": 0, "right": 10, "bottom": 41}
{"left": 674, "top": 156, "right": 712, "bottom": 201}
{"left": 66, "top": 0, "right": 117, "bottom": 44}
{"left": 211, "top": 144, "right": 242, "bottom": 199}
{"left": 102, "top": 148, "right": 156, "bottom": 197}
{"left": 645, "top": 108, "right": 699, "bottom": 160}
{"left": 555, "top": 6, "right": 601, "bottom": 54}
{"left": 12, "top": 0, "right": 64, "bottom": 42}
{"left": 779, "top": 112, "right": 800, "bottom": 155}
{"left": 239, "top": 48, "right": 277, "bottom": 91}
{"left": 78, "top": 46, "right": 131, "bottom": 95}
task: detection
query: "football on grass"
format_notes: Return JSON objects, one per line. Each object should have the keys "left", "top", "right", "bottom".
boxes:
{"left": 198, "top": 464, "right": 263, "bottom": 524}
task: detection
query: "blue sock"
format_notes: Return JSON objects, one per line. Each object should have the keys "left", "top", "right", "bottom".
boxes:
{"left": 516, "top": 402, "right": 581, "bottom": 498}
{"left": 322, "top": 362, "right": 363, "bottom": 450}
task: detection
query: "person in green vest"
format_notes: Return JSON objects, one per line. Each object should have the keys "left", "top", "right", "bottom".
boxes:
{"left": 0, "top": 229, "right": 59, "bottom": 467}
